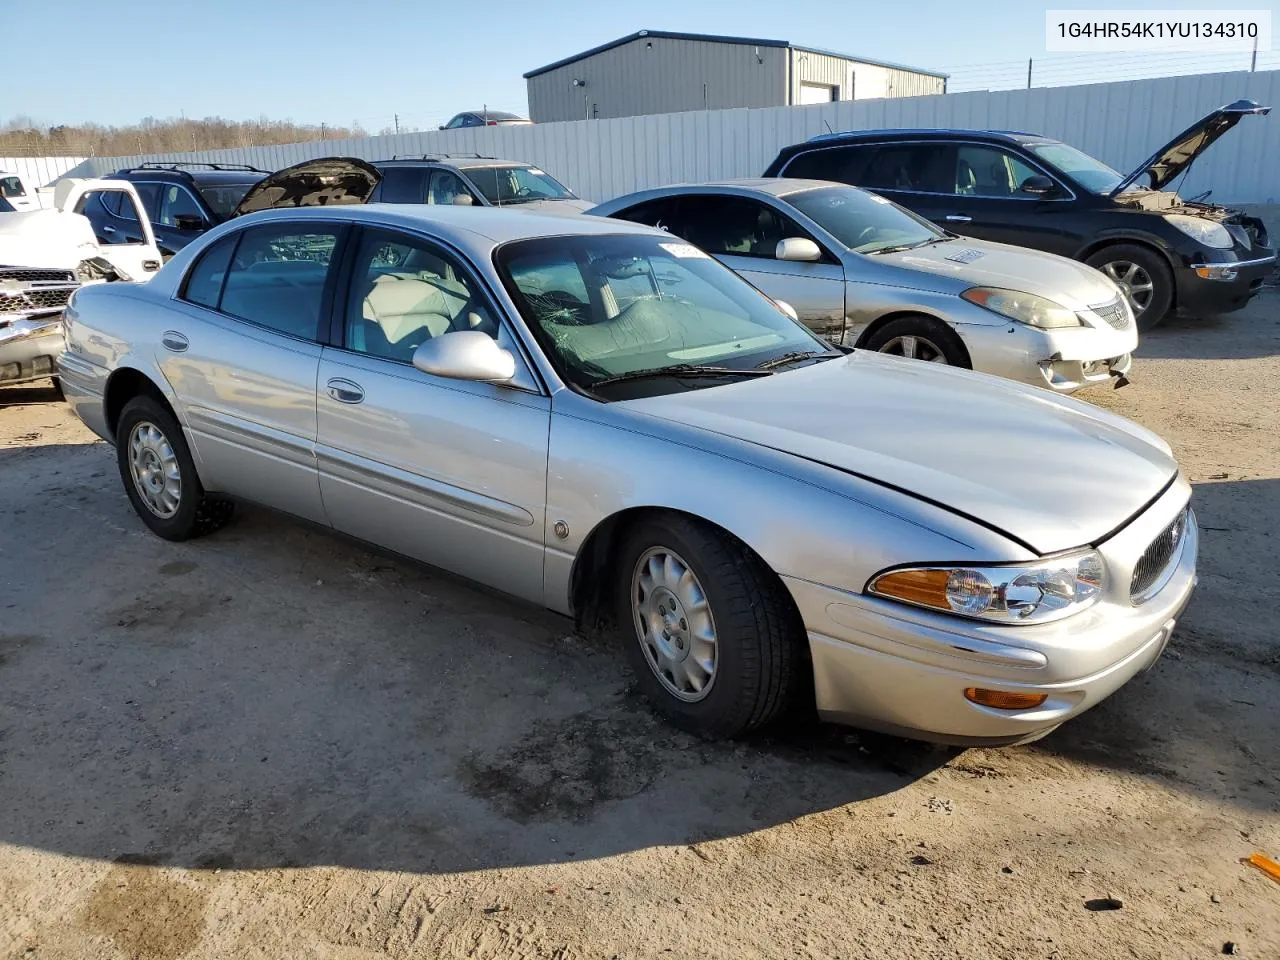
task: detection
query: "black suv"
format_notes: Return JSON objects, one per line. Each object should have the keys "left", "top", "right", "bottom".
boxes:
{"left": 764, "top": 100, "right": 1274, "bottom": 329}
{"left": 84, "top": 162, "right": 269, "bottom": 257}
{"left": 368, "top": 155, "right": 590, "bottom": 212}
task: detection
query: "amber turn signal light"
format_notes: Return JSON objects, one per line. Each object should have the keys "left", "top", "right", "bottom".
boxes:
{"left": 964, "top": 687, "right": 1048, "bottom": 710}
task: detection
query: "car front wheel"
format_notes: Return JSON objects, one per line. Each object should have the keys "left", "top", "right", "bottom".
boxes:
{"left": 115, "top": 395, "right": 234, "bottom": 541}
{"left": 615, "top": 514, "right": 804, "bottom": 739}
{"left": 864, "top": 315, "right": 970, "bottom": 367}
{"left": 1086, "top": 244, "right": 1173, "bottom": 331}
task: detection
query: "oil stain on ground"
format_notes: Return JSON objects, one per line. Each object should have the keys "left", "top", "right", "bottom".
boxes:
{"left": 457, "top": 706, "right": 674, "bottom": 823}
{"left": 85, "top": 864, "right": 207, "bottom": 960}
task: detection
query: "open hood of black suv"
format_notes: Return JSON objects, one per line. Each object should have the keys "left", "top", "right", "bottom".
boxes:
{"left": 1111, "top": 99, "right": 1270, "bottom": 196}
{"left": 231, "top": 157, "right": 381, "bottom": 217}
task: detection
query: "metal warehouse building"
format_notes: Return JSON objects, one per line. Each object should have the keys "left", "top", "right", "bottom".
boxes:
{"left": 524, "top": 30, "right": 947, "bottom": 123}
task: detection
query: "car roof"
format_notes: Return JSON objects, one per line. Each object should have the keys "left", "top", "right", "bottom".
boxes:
{"left": 114, "top": 168, "right": 266, "bottom": 184}
{"left": 373, "top": 156, "right": 535, "bottom": 170}
{"left": 232, "top": 204, "right": 666, "bottom": 245}
{"left": 800, "top": 128, "right": 1061, "bottom": 146}
{"left": 592, "top": 179, "right": 861, "bottom": 211}
{"left": 454, "top": 109, "right": 527, "bottom": 120}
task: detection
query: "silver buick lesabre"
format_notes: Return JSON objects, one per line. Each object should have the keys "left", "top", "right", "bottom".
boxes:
{"left": 59, "top": 204, "right": 1197, "bottom": 744}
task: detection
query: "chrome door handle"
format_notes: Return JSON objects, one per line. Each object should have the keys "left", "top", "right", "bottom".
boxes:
{"left": 945, "top": 215, "right": 972, "bottom": 222}
{"left": 142, "top": 260, "right": 161, "bottom": 271}
{"left": 102, "top": 224, "right": 116, "bottom": 234}
{"left": 161, "top": 331, "right": 189, "bottom": 352}
{"left": 326, "top": 378, "right": 364, "bottom": 404}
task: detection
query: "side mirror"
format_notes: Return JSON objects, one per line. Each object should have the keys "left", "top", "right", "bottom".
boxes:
{"left": 452, "top": 194, "right": 474, "bottom": 206}
{"left": 412, "top": 330, "right": 516, "bottom": 383}
{"left": 173, "top": 213, "right": 207, "bottom": 231}
{"left": 775, "top": 237, "right": 822, "bottom": 262}
{"left": 1018, "top": 175, "right": 1057, "bottom": 197}
{"left": 773, "top": 299, "right": 800, "bottom": 322}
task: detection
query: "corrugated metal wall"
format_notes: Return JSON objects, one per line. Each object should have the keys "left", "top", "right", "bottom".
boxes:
{"left": 0, "top": 156, "right": 88, "bottom": 187}
{"left": 527, "top": 37, "right": 789, "bottom": 122}
{"left": 67, "top": 69, "right": 1280, "bottom": 205}
{"left": 792, "top": 50, "right": 854, "bottom": 101}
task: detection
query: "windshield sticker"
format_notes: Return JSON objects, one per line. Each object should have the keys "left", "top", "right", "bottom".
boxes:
{"left": 944, "top": 248, "right": 986, "bottom": 264}
{"left": 869, "top": 194, "right": 890, "bottom": 204}
{"left": 528, "top": 169, "right": 545, "bottom": 176}
{"left": 660, "top": 242, "right": 709, "bottom": 259}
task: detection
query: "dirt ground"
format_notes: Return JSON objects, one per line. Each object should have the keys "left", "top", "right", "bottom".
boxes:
{"left": 1, "top": 293, "right": 1278, "bottom": 960}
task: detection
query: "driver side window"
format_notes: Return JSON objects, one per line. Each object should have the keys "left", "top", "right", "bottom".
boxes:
{"left": 954, "top": 145, "right": 1040, "bottom": 197}
{"left": 343, "top": 229, "right": 500, "bottom": 364}
{"left": 660, "top": 195, "right": 812, "bottom": 261}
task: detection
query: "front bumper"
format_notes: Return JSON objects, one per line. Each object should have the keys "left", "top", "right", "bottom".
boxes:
{"left": 0, "top": 314, "right": 64, "bottom": 386}
{"left": 1175, "top": 252, "right": 1275, "bottom": 317}
{"left": 785, "top": 480, "right": 1197, "bottom": 745}
{"left": 954, "top": 308, "right": 1138, "bottom": 395}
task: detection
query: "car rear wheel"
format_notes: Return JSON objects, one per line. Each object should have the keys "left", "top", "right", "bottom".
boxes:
{"left": 864, "top": 315, "right": 970, "bottom": 367}
{"left": 614, "top": 514, "right": 804, "bottom": 739}
{"left": 115, "top": 395, "right": 234, "bottom": 541}
{"left": 1086, "top": 244, "right": 1173, "bottom": 331}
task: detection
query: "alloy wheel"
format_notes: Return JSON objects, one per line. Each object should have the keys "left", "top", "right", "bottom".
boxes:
{"left": 128, "top": 420, "right": 182, "bottom": 519}
{"left": 631, "top": 546, "right": 718, "bottom": 702}
{"left": 878, "top": 334, "right": 948, "bottom": 363}
{"left": 1100, "top": 260, "right": 1155, "bottom": 317}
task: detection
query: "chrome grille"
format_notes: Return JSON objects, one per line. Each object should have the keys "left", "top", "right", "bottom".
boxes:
{"left": 0, "top": 267, "right": 75, "bottom": 284}
{"left": 1130, "top": 509, "right": 1189, "bottom": 603}
{"left": 0, "top": 282, "right": 78, "bottom": 315}
{"left": 1090, "top": 298, "right": 1130, "bottom": 331}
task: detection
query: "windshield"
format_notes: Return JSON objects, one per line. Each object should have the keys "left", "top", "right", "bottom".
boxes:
{"left": 1025, "top": 142, "right": 1124, "bottom": 195}
{"left": 0, "top": 195, "right": 14, "bottom": 213}
{"left": 466, "top": 166, "right": 575, "bottom": 205}
{"left": 787, "top": 185, "right": 946, "bottom": 253}
{"left": 496, "top": 234, "right": 832, "bottom": 398}
{"left": 199, "top": 181, "right": 261, "bottom": 220}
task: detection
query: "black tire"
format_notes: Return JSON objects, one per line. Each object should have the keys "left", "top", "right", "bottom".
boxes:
{"left": 1085, "top": 243, "right": 1174, "bottom": 332}
{"left": 114, "top": 395, "right": 234, "bottom": 541}
{"left": 614, "top": 514, "right": 805, "bottom": 739}
{"left": 863, "top": 315, "right": 970, "bottom": 367}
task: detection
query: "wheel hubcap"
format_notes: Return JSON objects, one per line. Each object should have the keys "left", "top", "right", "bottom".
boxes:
{"left": 631, "top": 546, "right": 718, "bottom": 702}
{"left": 1101, "top": 260, "right": 1154, "bottom": 316}
{"left": 878, "top": 334, "right": 948, "bottom": 363}
{"left": 128, "top": 421, "right": 182, "bottom": 519}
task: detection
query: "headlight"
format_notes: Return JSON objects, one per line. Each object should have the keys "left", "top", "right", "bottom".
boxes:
{"left": 867, "top": 550, "right": 1105, "bottom": 624}
{"left": 1164, "top": 214, "right": 1233, "bottom": 250}
{"left": 961, "top": 287, "right": 1080, "bottom": 329}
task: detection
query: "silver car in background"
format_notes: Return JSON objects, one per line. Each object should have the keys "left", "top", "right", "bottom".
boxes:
{"left": 60, "top": 205, "right": 1195, "bottom": 745}
{"left": 591, "top": 179, "right": 1138, "bottom": 392}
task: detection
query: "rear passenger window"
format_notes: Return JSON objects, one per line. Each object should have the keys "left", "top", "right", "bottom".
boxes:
{"left": 182, "top": 234, "right": 238, "bottom": 309}
{"left": 378, "top": 167, "right": 428, "bottom": 203}
{"left": 216, "top": 224, "right": 342, "bottom": 340}
{"left": 859, "top": 144, "right": 951, "bottom": 193}
{"left": 783, "top": 146, "right": 872, "bottom": 183}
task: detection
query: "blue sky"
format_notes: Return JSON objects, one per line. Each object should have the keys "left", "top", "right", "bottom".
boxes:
{"left": 4, "top": 0, "right": 1274, "bottom": 129}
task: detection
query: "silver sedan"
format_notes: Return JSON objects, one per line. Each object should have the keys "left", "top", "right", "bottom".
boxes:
{"left": 59, "top": 205, "right": 1195, "bottom": 744}
{"left": 590, "top": 180, "right": 1138, "bottom": 392}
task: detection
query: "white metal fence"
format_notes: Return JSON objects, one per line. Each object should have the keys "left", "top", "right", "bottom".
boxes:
{"left": 0, "top": 156, "right": 88, "bottom": 187}
{"left": 58, "top": 68, "right": 1280, "bottom": 204}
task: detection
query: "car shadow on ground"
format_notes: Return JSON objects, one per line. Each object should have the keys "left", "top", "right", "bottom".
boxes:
{"left": 1030, "top": 477, "right": 1280, "bottom": 811}
{"left": 0, "top": 440, "right": 954, "bottom": 877}
{"left": 1134, "top": 290, "right": 1280, "bottom": 360}
{"left": 0, "top": 443, "right": 1273, "bottom": 879}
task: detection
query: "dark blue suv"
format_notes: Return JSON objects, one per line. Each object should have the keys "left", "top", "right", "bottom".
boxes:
{"left": 82, "top": 162, "right": 269, "bottom": 257}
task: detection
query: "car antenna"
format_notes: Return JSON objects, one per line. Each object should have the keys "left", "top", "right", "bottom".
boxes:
{"left": 823, "top": 119, "right": 834, "bottom": 134}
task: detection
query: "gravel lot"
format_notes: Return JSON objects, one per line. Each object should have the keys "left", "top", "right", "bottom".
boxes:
{"left": 2, "top": 292, "right": 1278, "bottom": 960}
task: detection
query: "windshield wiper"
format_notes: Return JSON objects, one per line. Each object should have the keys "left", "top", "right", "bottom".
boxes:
{"left": 755, "top": 350, "right": 841, "bottom": 371}
{"left": 869, "top": 237, "right": 947, "bottom": 255}
{"left": 590, "top": 364, "right": 774, "bottom": 387}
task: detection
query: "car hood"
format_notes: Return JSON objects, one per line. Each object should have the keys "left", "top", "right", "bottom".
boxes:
{"left": 876, "top": 237, "right": 1120, "bottom": 309}
{"left": 500, "top": 197, "right": 593, "bottom": 214}
{"left": 231, "top": 157, "right": 382, "bottom": 217}
{"left": 0, "top": 210, "right": 99, "bottom": 269}
{"left": 1111, "top": 99, "right": 1270, "bottom": 196}
{"left": 623, "top": 352, "right": 1177, "bottom": 555}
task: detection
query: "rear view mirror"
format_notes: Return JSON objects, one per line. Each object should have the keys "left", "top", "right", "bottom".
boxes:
{"left": 776, "top": 237, "right": 822, "bottom": 262}
{"left": 173, "top": 213, "right": 207, "bottom": 231}
{"left": 452, "top": 194, "right": 474, "bottom": 206}
{"left": 412, "top": 330, "right": 516, "bottom": 383}
{"left": 774, "top": 299, "right": 800, "bottom": 322}
{"left": 1018, "top": 175, "right": 1057, "bottom": 197}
